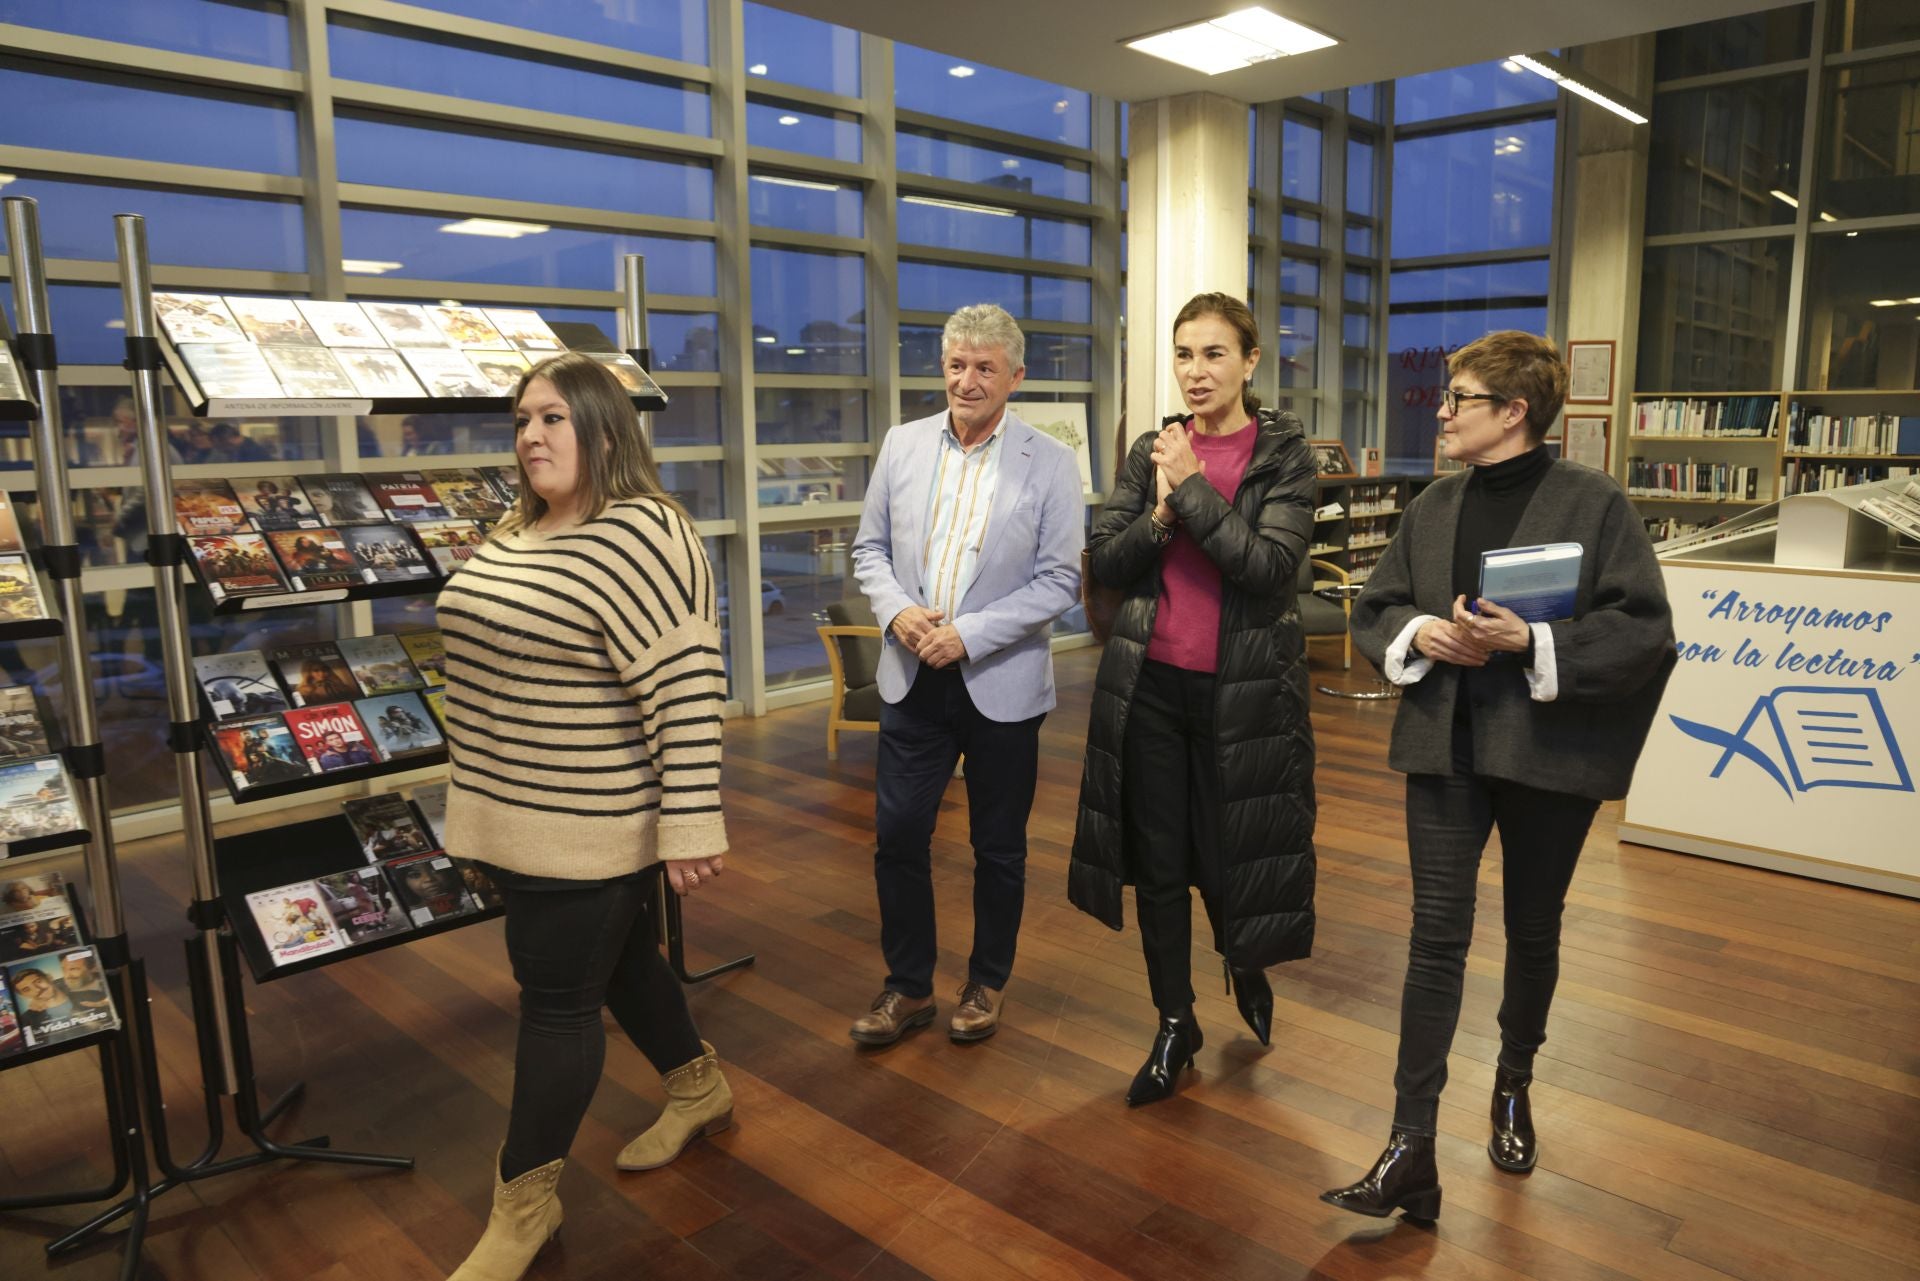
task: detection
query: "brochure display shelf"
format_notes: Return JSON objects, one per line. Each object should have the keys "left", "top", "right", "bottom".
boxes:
{"left": 0, "top": 198, "right": 150, "bottom": 1281}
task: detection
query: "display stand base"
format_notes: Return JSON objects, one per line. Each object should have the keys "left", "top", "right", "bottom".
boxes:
{"left": 660, "top": 867, "right": 755, "bottom": 984}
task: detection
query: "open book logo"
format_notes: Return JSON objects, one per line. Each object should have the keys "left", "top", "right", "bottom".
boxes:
{"left": 1671, "top": 686, "right": 1912, "bottom": 800}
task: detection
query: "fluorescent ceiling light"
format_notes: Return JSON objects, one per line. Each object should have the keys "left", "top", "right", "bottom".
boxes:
{"left": 1126, "top": 7, "right": 1337, "bottom": 76}
{"left": 948, "top": 65, "right": 975, "bottom": 78}
{"left": 0, "top": 173, "right": 15, "bottom": 187}
{"left": 105, "top": 318, "right": 126, "bottom": 329}
{"left": 752, "top": 174, "right": 842, "bottom": 192}
{"left": 439, "top": 298, "right": 462, "bottom": 307}
{"left": 1818, "top": 211, "right": 1836, "bottom": 222}
{"left": 755, "top": 335, "right": 777, "bottom": 343}
{"left": 784, "top": 346, "right": 806, "bottom": 355}
{"left": 1500, "top": 59, "right": 1524, "bottom": 73}
{"left": 342, "top": 259, "right": 404, "bottom": 275}
{"left": 776, "top": 114, "right": 800, "bottom": 126}
{"left": 439, "top": 217, "right": 549, "bottom": 239}
{"left": 1770, "top": 188, "right": 1799, "bottom": 209}
{"left": 902, "top": 194, "right": 1017, "bottom": 217}
{"left": 1868, "top": 298, "right": 1900, "bottom": 307}
{"left": 748, "top": 63, "right": 768, "bottom": 75}
{"left": 1508, "top": 52, "right": 1647, "bottom": 125}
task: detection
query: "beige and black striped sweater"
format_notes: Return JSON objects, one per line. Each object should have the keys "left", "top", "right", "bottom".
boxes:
{"left": 437, "top": 498, "right": 728, "bottom": 878}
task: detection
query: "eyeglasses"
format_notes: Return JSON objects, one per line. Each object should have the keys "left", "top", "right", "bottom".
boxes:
{"left": 1441, "top": 388, "right": 1505, "bottom": 414}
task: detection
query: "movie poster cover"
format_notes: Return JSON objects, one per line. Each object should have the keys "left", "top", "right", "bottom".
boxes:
{"left": 337, "top": 635, "right": 422, "bottom": 696}
{"left": 152, "top": 292, "right": 245, "bottom": 344}
{"left": 266, "top": 641, "right": 360, "bottom": 707}
{"left": 342, "top": 525, "right": 435, "bottom": 583}
{"left": 234, "top": 476, "right": 323, "bottom": 531}
{"left": 0, "top": 491, "right": 24, "bottom": 554}
{"left": 355, "top": 692, "right": 444, "bottom": 762}
{"left": 365, "top": 472, "right": 453, "bottom": 523}
{"left": 0, "top": 871, "right": 78, "bottom": 963}
{"left": 0, "top": 970, "right": 22, "bottom": 1058}
{"left": 298, "top": 474, "right": 386, "bottom": 527}
{"left": 192, "top": 650, "right": 290, "bottom": 721}
{"left": 423, "top": 687, "right": 446, "bottom": 729}
{"left": 314, "top": 866, "right": 411, "bottom": 944}
{"left": 398, "top": 631, "right": 446, "bottom": 687}
{"left": 283, "top": 702, "right": 375, "bottom": 773}
{"left": 210, "top": 713, "right": 307, "bottom": 790}
{"left": 0, "top": 756, "right": 78, "bottom": 844}
{"left": 0, "top": 686, "right": 51, "bottom": 762}
{"left": 423, "top": 468, "right": 510, "bottom": 522}
{"left": 342, "top": 793, "right": 436, "bottom": 862}
{"left": 480, "top": 464, "right": 521, "bottom": 507}
{"left": 409, "top": 782, "right": 448, "bottom": 847}
{"left": 451, "top": 857, "right": 504, "bottom": 910}
{"left": 243, "top": 883, "right": 344, "bottom": 967}
{"left": 363, "top": 302, "right": 450, "bottom": 349}
{"left": 189, "top": 532, "right": 291, "bottom": 602}
{"left": 224, "top": 296, "right": 321, "bottom": 347}
{"left": 294, "top": 300, "right": 384, "bottom": 348}
{"left": 401, "top": 347, "right": 494, "bottom": 399}
{"left": 409, "top": 520, "right": 485, "bottom": 575}
{"left": 0, "top": 346, "right": 25, "bottom": 406}
{"left": 466, "top": 349, "right": 532, "bottom": 397}
{"left": 383, "top": 852, "right": 479, "bottom": 927}
{"left": 177, "top": 342, "right": 284, "bottom": 399}
{"left": 172, "top": 478, "right": 249, "bottom": 537}
{"left": 0, "top": 556, "right": 47, "bottom": 624}
{"left": 483, "top": 307, "right": 564, "bottom": 353}
{"left": 7, "top": 948, "right": 118, "bottom": 1048}
{"left": 587, "top": 351, "right": 663, "bottom": 397}
{"left": 260, "top": 345, "right": 357, "bottom": 399}
{"left": 335, "top": 348, "right": 429, "bottom": 399}
{"left": 266, "top": 528, "right": 363, "bottom": 591}
{"left": 426, "top": 304, "right": 508, "bottom": 349}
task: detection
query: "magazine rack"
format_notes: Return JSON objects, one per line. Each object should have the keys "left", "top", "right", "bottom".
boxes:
{"left": 0, "top": 197, "right": 151, "bottom": 1281}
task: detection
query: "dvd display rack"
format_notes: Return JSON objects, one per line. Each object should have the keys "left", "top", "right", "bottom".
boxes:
{"left": 0, "top": 196, "right": 149, "bottom": 1281}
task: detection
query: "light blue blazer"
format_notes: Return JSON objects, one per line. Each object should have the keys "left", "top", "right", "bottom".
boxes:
{"left": 851, "top": 409, "right": 1084, "bottom": 722}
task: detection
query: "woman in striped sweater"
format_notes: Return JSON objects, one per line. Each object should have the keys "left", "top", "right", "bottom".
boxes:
{"left": 441, "top": 352, "right": 731, "bottom": 1281}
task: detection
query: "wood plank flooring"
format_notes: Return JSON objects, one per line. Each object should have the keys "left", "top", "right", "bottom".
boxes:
{"left": 2, "top": 647, "right": 1916, "bottom": 1280}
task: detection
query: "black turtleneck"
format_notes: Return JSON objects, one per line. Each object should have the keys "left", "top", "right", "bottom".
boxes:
{"left": 1452, "top": 445, "right": 1555, "bottom": 602}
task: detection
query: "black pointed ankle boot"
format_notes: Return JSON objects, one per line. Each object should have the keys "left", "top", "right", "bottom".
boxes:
{"left": 1319, "top": 1131, "right": 1441, "bottom": 1222}
{"left": 1229, "top": 966, "right": 1273, "bottom": 1046}
{"left": 1125, "top": 1012, "right": 1203, "bottom": 1107}
{"left": 1488, "top": 1065, "right": 1536, "bottom": 1172}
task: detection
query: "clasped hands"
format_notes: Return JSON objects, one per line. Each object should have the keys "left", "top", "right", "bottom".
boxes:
{"left": 891, "top": 605, "right": 968, "bottom": 668}
{"left": 1413, "top": 596, "right": 1532, "bottom": 668}
{"left": 1150, "top": 422, "right": 1207, "bottom": 525}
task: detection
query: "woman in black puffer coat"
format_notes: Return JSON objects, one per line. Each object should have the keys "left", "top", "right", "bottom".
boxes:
{"left": 1067, "top": 292, "right": 1319, "bottom": 1107}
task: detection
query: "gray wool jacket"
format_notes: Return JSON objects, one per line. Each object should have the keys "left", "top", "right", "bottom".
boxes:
{"left": 1350, "top": 460, "right": 1677, "bottom": 801}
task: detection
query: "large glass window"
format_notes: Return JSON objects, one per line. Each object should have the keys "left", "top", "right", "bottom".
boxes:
{"left": 896, "top": 130, "right": 1091, "bottom": 201}
{"left": 1387, "top": 260, "right": 1550, "bottom": 467}
{"left": 1800, "top": 229, "right": 1920, "bottom": 391}
{"left": 743, "top": 3, "right": 859, "bottom": 95}
{"left": 750, "top": 247, "right": 866, "bottom": 374}
{"left": 387, "top": 0, "right": 706, "bottom": 63}
{"left": 899, "top": 261, "right": 1090, "bottom": 324}
{"left": 1655, "top": 5, "right": 1813, "bottom": 79}
{"left": 755, "top": 389, "right": 868, "bottom": 445}
{"left": 0, "top": 0, "right": 292, "bottom": 67}
{"left": 894, "top": 44, "right": 1089, "bottom": 146}
{"left": 897, "top": 200, "right": 1090, "bottom": 266}
{"left": 1829, "top": 0, "right": 1920, "bottom": 51}
{"left": 760, "top": 525, "right": 859, "bottom": 687}
{"left": 340, "top": 210, "right": 716, "bottom": 294}
{"left": 1395, "top": 58, "right": 1557, "bottom": 124}
{"left": 1283, "top": 117, "right": 1322, "bottom": 202}
{"left": 748, "top": 174, "right": 864, "bottom": 237}
{"left": 1647, "top": 76, "right": 1807, "bottom": 233}
{"left": 1818, "top": 55, "right": 1920, "bottom": 220}
{"left": 0, "top": 177, "right": 303, "bottom": 272}
{"left": 746, "top": 100, "right": 862, "bottom": 162}
{"left": 1391, "top": 119, "right": 1556, "bottom": 258}
{"left": 1636, "top": 239, "right": 1793, "bottom": 391}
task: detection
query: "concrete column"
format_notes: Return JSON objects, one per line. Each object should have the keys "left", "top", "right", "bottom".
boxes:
{"left": 1125, "top": 93, "right": 1250, "bottom": 448}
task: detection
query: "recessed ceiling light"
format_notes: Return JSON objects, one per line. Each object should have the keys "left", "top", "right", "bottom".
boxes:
{"left": 902, "top": 194, "right": 1018, "bottom": 218}
{"left": 1769, "top": 189, "right": 1799, "bottom": 209}
{"left": 755, "top": 335, "right": 777, "bottom": 343}
{"left": 748, "top": 63, "right": 768, "bottom": 75}
{"left": 439, "top": 299, "right": 462, "bottom": 307}
{"left": 752, "top": 174, "right": 842, "bottom": 192}
{"left": 439, "top": 217, "right": 549, "bottom": 238}
{"left": 341, "top": 259, "right": 404, "bottom": 275}
{"left": 1000, "top": 158, "right": 1021, "bottom": 169}
{"left": 948, "top": 65, "right": 975, "bottom": 78}
{"left": 1507, "top": 52, "right": 1647, "bottom": 125}
{"left": 1501, "top": 59, "right": 1524, "bottom": 73}
{"left": 1868, "top": 299, "right": 1900, "bottom": 307}
{"left": 1846, "top": 231, "right": 1859, "bottom": 237}
{"left": 105, "top": 318, "right": 126, "bottom": 329}
{"left": 1818, "top": 211, "right": 1836, "bottom": 222}
{"left": 784, "top": 346, "right": 806, "bottom": 355}
{"left": 0, "top": 173, "right": 16, "bottom": 187}
{"left": 777, "top": 114, "right": 800, "bottom": 126}
{"left": 1126, "top": 7, "right": 1337, "bottom": 76}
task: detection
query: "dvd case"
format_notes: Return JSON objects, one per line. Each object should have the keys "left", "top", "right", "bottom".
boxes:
{"left": 0, "top": 556, "right": 48, "bottom": 624}
{"left": 363, "top": 302, "right": 450, "bottom": 349}
{"left": 0, "top": 346, "right": 25, "bottom": 407}
{"left": 7, "top": 948, "right": 119, "bottom": 1048}
{"left": 267, "top": 641, "right": 360, "bottom": 707}
{"left": 225, "top": 296, "right": 321, "bottom": 347}
{"left": 342, "top": 524, "right": 436, "bottom": 582}
{"left": 342, "top": 793, "right": 437, "bottom": 862}
{"left": 338, "top": 635, "right": 423, "bottom": 696}
{"left": 466, "top": 349, "right": 532, "bottom": 397}
{"left": 424, "top": 468, "right": 510, "bottom": 521}
{"left": 314, "top": 866, "right": 412, "bottom": 944}
{"left": 0, "top": 490, "right": 24, "bottom": 554}
{"left": 0, "top": 756, "right": 78, "bottom": 845}
{"left": 398, "top": 631, "right": 446, "bottom": 687}
{"left": 335, "top": 348, "right": 429, "bottom": 399}
{"left": 298, "top": 475, "right": 386, "bottom": 527}
{"left": 355, "top": 692, "right": 444, "bottom": 761}
{"left": 192, "top": 650, "right": 290, "bottom": 720}
{"left": 409, "top": 781, "right": 448, "bottom": 847}
{"left": 410, "top": 520, "right": 485, "bottom": 575}
{"left": 480, "top": 464, "right": 521, "bottom": 507}
{"left": 383, "top": 852, "right": 479, "bottom": 926}
{"left": 175, "top": 342, "right": 283, "bottom": 399}
{"left": 173, "top": 479, "right": 248, "bottom": 537}
{"left": 401, "top": 348, "right": 494, "bottom": 399}
{"left": 234, "top": 476, "right": 323, "bottom": 531}
{"left": 284, "top": 702, "right": 375, "bottom": 773}
{"left": 189, "top": 532, "right": 291, "bottom": 601}
{"left": 152, "top": 292, "right": 245, "bottom": 344}
{"left": 427, "top": 305, "right": 508, "bottom": 349}
{"left": 209, "top": 714, "right": 308, "bottom": 790}
{"left": 294, "top": 300, "right": 383, "bottom": 348}
{"left": 244, "top": 883, "right": 345, "bottom": 967}
{"left": 259, "top": 345, "right": 357, "bottom": 398}
{"left": 482, "top": 307, "right": 564, "bottom": 353}
{"left": 0, "top": 970, "right": 22, "bottom": 1057}
{"left": 266, "top": 527, "right": 364, "bottom": 591}
{"left": 0, "top": 686, "right": 51, "bottom": 762}
{"left": 366, "top": 472, "right": 454, "bottom": 523}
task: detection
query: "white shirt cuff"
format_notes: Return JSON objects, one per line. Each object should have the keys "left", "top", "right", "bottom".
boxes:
{"left": 1384, "top": 615, "right": 1439, "bottom": 685}
{"left": 1524, "top": 622, "right": 1558, "bottom": 701}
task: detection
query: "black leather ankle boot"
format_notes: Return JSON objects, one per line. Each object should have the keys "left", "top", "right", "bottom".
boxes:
{"left": 1229, "top": 966, "right": 1273, "bottom": 1046}
{"left": 1319, "top": 1131, "right": 1441, "bottom": 1222}
{"left": 1488, "top": 1065, "right": 1536, "bottom": 1172}
{"left": 1125, "top": 1012, "right": 1204, "bottom": 1107}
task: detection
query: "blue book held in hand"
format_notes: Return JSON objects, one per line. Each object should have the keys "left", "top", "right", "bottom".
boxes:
{"left": 1477, "top": 543, "right": 1583, "bottom": 622}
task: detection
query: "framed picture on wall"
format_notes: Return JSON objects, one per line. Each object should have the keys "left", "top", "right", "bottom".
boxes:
{"left": 1563, "top": 414, "right": 1610, "bottom": 471}
{"left": 1566, "top": 340, "right": 1615, "bottom": 404}
{"left": 1309, "top": 439, "right": 1356, "bottom": 479}
{"left": 1019, "top": 402, "right": 1095, "bottom": 495}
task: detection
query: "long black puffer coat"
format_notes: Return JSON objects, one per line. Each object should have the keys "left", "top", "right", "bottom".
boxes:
{"left": 1066, "top": 408, "right": 1319, "bottom": 969}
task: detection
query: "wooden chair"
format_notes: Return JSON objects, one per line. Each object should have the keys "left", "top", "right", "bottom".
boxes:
{"left": 818, "top": 598, "right": 883, "bottom": 759}
{"left": 1300, "top": 556, "right": 1352, "bottom": 669}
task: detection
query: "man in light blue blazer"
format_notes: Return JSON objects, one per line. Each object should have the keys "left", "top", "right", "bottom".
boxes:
{"left": 849, "top": 303, "right": 1083, "bottom": 1046}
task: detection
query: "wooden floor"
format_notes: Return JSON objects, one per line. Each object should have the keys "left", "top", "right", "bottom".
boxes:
{"left": 3, "top": 647, "right": 1916, "bottom": 1281}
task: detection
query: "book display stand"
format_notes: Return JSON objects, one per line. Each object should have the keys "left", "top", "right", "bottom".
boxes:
{"left": 0, "top": 197, "right": 148, "bottom": 1281}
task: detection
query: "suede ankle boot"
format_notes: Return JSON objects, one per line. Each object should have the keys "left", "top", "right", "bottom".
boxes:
{"left": 447, "top": 1147, "right": 564, "bottom": 1281}
{"left": 616, "top": 1040, "right": 733, "bottom": 1171}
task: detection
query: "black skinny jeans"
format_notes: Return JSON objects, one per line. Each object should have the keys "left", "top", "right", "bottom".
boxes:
{"left": 1123, "top": 660, "right": 1227, "bottom": 1017}
{"left": 1392, "top": 722, "right": 1599, "bottom": 1136}
{"left": 496, "top": 868, "right": 705, "bottom": 1182}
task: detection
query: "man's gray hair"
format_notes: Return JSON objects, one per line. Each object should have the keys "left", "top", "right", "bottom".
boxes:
{"left": 941, "top": 303, "right": 1026, "bottom": 370}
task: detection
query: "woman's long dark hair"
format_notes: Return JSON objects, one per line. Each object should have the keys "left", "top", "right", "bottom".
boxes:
{"left": 1173, "top": 292, "right": 1262, "bottom": 419}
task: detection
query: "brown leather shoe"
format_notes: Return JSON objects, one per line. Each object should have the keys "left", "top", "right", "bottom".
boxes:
{"left": 949, "top": 982, "right": 1002, "bottom": 1042}
{"left": 849, "top": 990, "right": 935, "bottom": 1045}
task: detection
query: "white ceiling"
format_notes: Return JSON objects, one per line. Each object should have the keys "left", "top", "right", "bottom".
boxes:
{"left": 762, "top": 0, "right": 1782, "bottom": 104}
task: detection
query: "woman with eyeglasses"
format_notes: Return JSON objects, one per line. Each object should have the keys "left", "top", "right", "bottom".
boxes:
{"left": 1321, "top": 331, "right": 1674, "bottom": 1223}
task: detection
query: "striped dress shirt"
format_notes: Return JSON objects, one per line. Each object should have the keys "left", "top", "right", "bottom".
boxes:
{"left": 921, "top": 417, "right": 1004, "bottom": 620}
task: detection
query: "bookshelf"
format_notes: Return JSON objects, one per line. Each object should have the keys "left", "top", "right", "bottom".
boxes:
{"left": 1312, "top": 475, "right": 1439, "bottom": 584}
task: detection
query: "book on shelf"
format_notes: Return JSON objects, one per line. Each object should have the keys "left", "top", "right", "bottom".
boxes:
{"left": 365, "top": 472, "right": 455, "bottom": 523}
{"left": 234, "top": 476, "right": 324, "bottom": 531}
{"left": 151, "top": 292, "right": 246, "bottom": 345}
{"left": 314, "top": 867, "right": 413, "bottom": 945}
{"left": 298, "top": 475, "right": 386, "bottom": 527}
{"left": 225, "top": 296, "right": 321, "bottom": 347}
{"left": 6, "top": 947, "right": 119, "bottom": 1048}
{"left": 484, "top": 307, "right": 564, "bottom": 353}
{"left": 398, "top": 630, "right": 446, "bottom": 687}
{"left": 1786, "top": 406, "right": 1920, "bottom": 456}
{"left": 244, "top": 883, "right": 345, "bottom": 967}
{"left": 334, "top": 348, "right": 429, "bottom": 399}
{"left": 0, "top": 344, "right": 31, "bottom": 404}
{"left": 0, "top": 491, "right": 23, "bottom": 554}
{"left": 293, "top": 300, "right": 383, "bottom": 348}
{"left": 189, "top": 532, "right": 292, "bottom": 602}
{"left": 259, "top": 344, "right": 357, "bottom": 398}
{"left": 1625, "top": 457, "right": 1761, "bottom": 501}
{"left": 342, "top": 793, "right": 438, "bottom": 863}
{"left": 355, "top": 693, "right": 444, "bottom": 762}
{"left": 411, "top": 520, "right": 486, "bottom": 574}
{"left": 173, "top": 479, "right": 249, "bottom": 537}
{"left": 284, "top": 702, "right": 376, "bottom": 773}
{"left": 409, "top": 781, "right": 448, "bottom": 848}
{"left": 425, "top": 468, "right": 511, "bottom": 522}
{"left": 1633, "top": 395, "right": 1779, "bottom": 438}
{"left": 193, "top": 650, "right": 290, "bottom": 720}
{"left": 400, "top": 348, "right": 495, "bottom": 399}
{"left": 209, "top": 713, "right": 309, "bottom": 790}
{"left": 0, "top": 556, "right": 48, "bottom": 624}
{"left": 337, "top": 635, "right": 424, "bottom": 696}
{"left": 383, "top": 851, "right": 481, "bottom": 926}
{"left": 0, "top": 755, "right": 77, "bottom": 846}
{"left": 0, "top": 686, "right": 50, "bottom": 762}
{"left": 267, "top": 641, "right": 359, "bottom": 707}
{"left": 466, "top": 350, "right": 532, "bottom": 397}
{"left": 265, "top": 527, "right": 363, "bottom": 591}
{"left": 1782, "top": 460, "right": 1920, "bottom": 495}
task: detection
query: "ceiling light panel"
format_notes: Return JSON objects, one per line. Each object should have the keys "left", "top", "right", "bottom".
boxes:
{"left": 1126, "top": 7, "right": 1338, "bottom": 76}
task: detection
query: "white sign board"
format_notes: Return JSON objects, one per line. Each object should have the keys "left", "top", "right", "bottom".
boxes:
{"left": 1622, "top": 562, "right": 1920, "bottom": 896}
